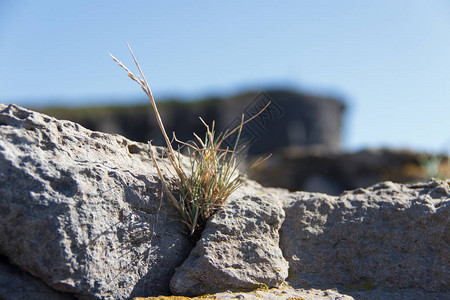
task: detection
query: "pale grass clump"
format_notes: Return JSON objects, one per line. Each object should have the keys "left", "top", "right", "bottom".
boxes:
{"left": 110, "top": 44, "right": 269, "bottom": 235}
{"left": 419, "top": 154, "right": 450, "bottom": 180}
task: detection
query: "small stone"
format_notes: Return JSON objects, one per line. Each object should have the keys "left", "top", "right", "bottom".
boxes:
{"left": 170, "top": 182, "right": 289, "bottom": 296}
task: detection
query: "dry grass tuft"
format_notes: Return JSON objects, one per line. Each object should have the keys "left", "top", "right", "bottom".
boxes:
{"left": 110, "top": 44, "right": 270, "bottom": 235}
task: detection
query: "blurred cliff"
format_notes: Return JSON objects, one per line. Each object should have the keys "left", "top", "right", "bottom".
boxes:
{"left": 39, "top": 90, "right": 345, "bottom": 155}
{"left": 39, "top": 89, "right": 448, "bottom": 195}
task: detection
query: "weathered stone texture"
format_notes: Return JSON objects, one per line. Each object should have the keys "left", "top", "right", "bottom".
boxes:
{"left": 0, "top": 104, "right": 193, "bottom": 299}
{"left": 170, "top": 182, "right": 289, "bottom": 296}
{"left": 281, "top": 180, "right": 450, "bottom": 292}
{"left": 0, "top": 255, "right": 76, "bottom": 300}
{"left": 136, "top": 286, "right": 355, "bottom": 300}
{"left": 1, "top": 104, "right": 448, "bottom": 300}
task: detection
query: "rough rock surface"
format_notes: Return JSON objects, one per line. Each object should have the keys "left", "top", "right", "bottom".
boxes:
{"left": 1, "top": 104, "right": 449, "bottom": 300}
{"left": 170, "top": 181, "right": 289, "bottom": 296}
{"left": 0, "top": 255, "right": 76, "bottom": 300}
{"left": 281, "top": 180, "right": 450, "bottom": 293}
{"left": 135, "top": 286, "right": 450, "bottom": 300}
{"left": 136, "top": 286, "right": 355, "bottom": 300}
{"left": 343, "top": 287, "right": 449, "bottom": 300}
{"left": 0, "top": 104, "right": 193, "bottom": 299}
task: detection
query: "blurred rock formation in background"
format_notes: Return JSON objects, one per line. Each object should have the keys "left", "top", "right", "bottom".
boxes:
{"left": 39, "top": 90, "right": 345, "bottom": 155}
{"left": 40, "top": 89, "right": 449, "bottom": 195}
{"left": 248, "top": 147, "right": 450, "bottom": 195}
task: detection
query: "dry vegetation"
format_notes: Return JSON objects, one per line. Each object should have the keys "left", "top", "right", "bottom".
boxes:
{"left": 110, "top": 44, "right": 269, "bottom": 235}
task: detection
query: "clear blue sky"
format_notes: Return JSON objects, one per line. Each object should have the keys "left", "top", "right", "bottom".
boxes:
{"left": 1, "top": 1, "right": 450, "bottom": 152}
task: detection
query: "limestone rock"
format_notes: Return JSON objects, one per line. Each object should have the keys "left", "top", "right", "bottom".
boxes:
{"left": 1, "top": 104, "right": 448, "bottom": 299}
{"left": 135, "top": 286, "right": 448, "bottom": 300}
{"left": 0, "top": 104, "right": 193, "bottom": 299}
{"left": 281, "top": 180, "right": 450, "bottom": 292}
{"left": 170, "top": 181, "right": 289, "bottom": 296}
{"left": 0, "top": 255, "right": 76, "bottom": 300}
{"left": 343, "top": 286, "right": 449, "bottom": 300}
{"left": 135, "top": 286, "right": 355, "bottom": 300}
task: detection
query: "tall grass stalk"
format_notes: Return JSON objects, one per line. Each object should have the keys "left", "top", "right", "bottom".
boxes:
{"left": 110, "top": 44, "right": 270, "bottom": 235}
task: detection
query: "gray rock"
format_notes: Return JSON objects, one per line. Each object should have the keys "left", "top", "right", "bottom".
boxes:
{"left": 0, "top": 255, "right": 76, "bottom": 300}
{"left": 0, "top": 104, "right": 193, "bottom": 299}
{"left": 2, "top": 104, "right": 449, "bottom": 299}
{"left": 281, "top": 180, "right": 450, "bottom": 292}
{"left": 343, "top": 286, "right": 449, "bottom": 300}
{"left": 136, "top": 286, "right": 449, "bottom": 300}
{"left": 160, "top": 286, "right": 355, "bottom": 300}
{"left": 170, "top": 181, "right": 289, "bottom": 296}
